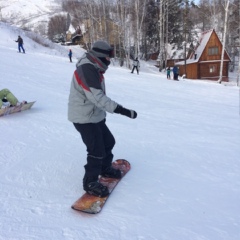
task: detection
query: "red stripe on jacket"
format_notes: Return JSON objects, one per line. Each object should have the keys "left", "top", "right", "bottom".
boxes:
{"left": 74, "top": 70, "right": 90, "bottom": 91}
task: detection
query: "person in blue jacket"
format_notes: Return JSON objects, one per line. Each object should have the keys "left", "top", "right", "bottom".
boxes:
{"left": 68, "top": 49, "right": 72, "bottom": 62}
{"left": 172, "top": 65, "right": 179, "bottom": 80}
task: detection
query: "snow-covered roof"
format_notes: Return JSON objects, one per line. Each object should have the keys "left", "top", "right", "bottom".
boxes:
{"left": 176, "top": 29, "right": 231, "bottom": 65}
{"left": 188, "top": 29, "right": 213, "bottom": 62}
{"left": 67, "top": 24, "right": 75, "bottom": 34}
{"left": 176, "top": 29, "right": 213, "bottom": 65}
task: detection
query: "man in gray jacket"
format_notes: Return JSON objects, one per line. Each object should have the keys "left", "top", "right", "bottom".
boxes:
{"left": 68, "top": 40, "right": 137, "bottom": 197}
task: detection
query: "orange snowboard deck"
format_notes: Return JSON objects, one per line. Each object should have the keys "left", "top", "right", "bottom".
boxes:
{"left": 71, "top": 159, "right": 130, "bottom": 214}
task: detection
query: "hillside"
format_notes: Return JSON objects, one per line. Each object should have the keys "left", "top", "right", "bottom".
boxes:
{"left": 0, "top": 22, "right": 240, "bottom": 240}
{"left": 0, "top": 0, "right": 61, "bottom": 31}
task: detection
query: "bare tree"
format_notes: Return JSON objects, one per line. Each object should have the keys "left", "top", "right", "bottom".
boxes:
{"left": 237, "top": 0, "right": 240, "bottom": 86}
{"left": 157, "top": 0, "right": 164, "bottom": 70}
{"left": 116, "top": 0, "right": 132, "bottom": 68}
{"left": 48, "top": 14, "right": 69, "bottom": 41}
{"left": 133, "top": 0, "right": 147, "bottom": 58}
{"left": 218, "top": 0, "right": 230, "bottom": 83}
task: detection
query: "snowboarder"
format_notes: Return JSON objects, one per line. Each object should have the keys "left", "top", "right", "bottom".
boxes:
{"left": 15, "top": 36, "right": 25, "bottom": 53}
{"left": 68, "top": 40, "right": 137, "bottom": 197}
{"left": 0, "top": 88, "right": 21, "bottom": 108}
{"left": 68, "top": 49, "right": 72, "bottom": 62}
{"left": 131, "top": 57, "right": 140, "bottom": 74}
{"left": 167, "top": 67, "right": 171, "bottom": 79}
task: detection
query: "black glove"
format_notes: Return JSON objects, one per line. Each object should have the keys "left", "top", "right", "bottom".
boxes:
{"left": 114, "top": 105, "right": 137, "bottom": 119}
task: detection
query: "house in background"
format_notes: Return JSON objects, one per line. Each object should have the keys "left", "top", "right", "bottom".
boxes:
{"left": 64, "top": 25, "right": 84, "bottom": 46}
{"left": 166, "top": 46, "right": 185, "bottom": 67}
{"left": 152, "top": 42, "right": 193, "bottom": 69}
{"left": 176, "top": 29, "right": 231, "bottom": 81}
{"left": 150, "top": 47, "right": 185, "bottom": 68}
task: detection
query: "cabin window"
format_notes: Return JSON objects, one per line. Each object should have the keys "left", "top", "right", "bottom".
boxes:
{"left": 209, "top": 65, "right": 217, "bottom": 73}
{"left": 208, "top": 47, "right": 219, "bottom": 55}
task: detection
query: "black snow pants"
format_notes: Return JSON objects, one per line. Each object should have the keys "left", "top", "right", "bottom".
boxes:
{"left": 73, "top": 119, "right": 115, "bottom": 185}
{"left": 131, "top": 66, "right": 139, "bottom": 74}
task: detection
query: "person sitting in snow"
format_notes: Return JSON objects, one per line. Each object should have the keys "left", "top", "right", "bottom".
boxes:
{"left": 0, "top": 89, "right": 26, "bottom": 108}
{"left": 68, "top": 40, "right": 137, "bottom": 197}
{"left": 15, "top": 35, "right": 25, "bottom": 53}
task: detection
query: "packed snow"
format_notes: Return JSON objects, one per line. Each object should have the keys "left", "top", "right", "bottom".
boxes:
{"left": 0, "top": 0, "right": 61, "bottom": 26}
{"left": 0, "top": 22, "right": 240, "bottom": 240}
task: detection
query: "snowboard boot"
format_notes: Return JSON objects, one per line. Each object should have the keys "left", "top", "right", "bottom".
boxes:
{"left": 84, "top": 181, "right": 109, "bottom": 197}
{"left": 101, "top": 166, "right": 122, "bottom": 179}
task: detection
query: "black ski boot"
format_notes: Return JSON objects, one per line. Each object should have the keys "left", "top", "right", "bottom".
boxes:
{"left": 101, "top": 167, "right": 122, "bottom": 179}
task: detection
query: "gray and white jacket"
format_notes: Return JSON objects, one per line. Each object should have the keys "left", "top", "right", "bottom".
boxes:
{"left": 68, "top": 52, "right": 118, "bottom": 124}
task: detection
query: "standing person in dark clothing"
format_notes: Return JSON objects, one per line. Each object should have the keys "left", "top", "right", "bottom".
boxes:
{"left": 172, "top": 65, "right": 179, "bottom": 80}
{"left": 15, "top": 36, "right": 25, "bottom": 53}
{"left": 131, "top": 58, "right": 140, "bottom": 74}
{"left": 68, "top": 40, "right": 137, "bottom": 197}
{"left": 68, "top": 49, "right": 72, "bottom": 62}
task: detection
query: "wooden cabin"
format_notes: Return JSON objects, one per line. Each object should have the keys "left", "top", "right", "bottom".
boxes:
{"left": 176, "top": 29, "right": 231, "bottom": 81}
{"left": 72, "top": 34, "right": 84, "bottom": 45}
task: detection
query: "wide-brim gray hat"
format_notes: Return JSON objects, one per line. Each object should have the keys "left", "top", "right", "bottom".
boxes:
{"left": 91, "top": 40, "right": 114, "bottom": 58}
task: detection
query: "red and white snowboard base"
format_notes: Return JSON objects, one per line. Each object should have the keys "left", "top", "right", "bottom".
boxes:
{"left": 72, "top": 159, "right": 131, "bottom": 214}
{"left": 0, "top": 101, "right": 35, "bottom": 117}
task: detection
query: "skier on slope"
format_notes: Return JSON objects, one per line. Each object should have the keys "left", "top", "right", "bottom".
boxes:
{"left": 68, "top": 40, "right": 137, "bottom": 197}
{"left": 15, "top": 36, "right": 25, "bottom": 53}
{"left": 68, "top": 49, "right": 72, "bottom": 62}
{"left": 131, "top": 57, "right": 140, "bottom": 74}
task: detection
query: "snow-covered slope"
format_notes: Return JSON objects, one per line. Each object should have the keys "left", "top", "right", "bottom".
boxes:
{"left": 0, "top": 0, "right": 61, "bottom": 31}
{"left": 0, "top": 22, "right": 240, "bottom": 240}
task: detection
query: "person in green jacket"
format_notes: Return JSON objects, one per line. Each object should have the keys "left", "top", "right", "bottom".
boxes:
{"left": 0, "top": 89, "right": 19, "bottom": 108}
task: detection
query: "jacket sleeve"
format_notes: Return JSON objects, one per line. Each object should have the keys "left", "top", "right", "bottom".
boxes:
{"left": 76, "top": 64, "right": 118, "bottom": 113}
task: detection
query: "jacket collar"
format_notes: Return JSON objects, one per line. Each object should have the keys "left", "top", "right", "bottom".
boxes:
{"left": 87, "top": 51, "right": 108, "bottom": 73}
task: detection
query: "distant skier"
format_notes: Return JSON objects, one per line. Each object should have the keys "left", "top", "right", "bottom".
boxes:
{"left": 68, "top": 49, "right": 72, "bottom": 62}
{"left": 15, "top": 36, "right": 25, "bottom": 53}
{"left": 131, "top": 57, "right": 140, "bottom": 74}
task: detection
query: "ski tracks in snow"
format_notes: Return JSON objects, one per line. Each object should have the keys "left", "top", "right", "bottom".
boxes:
{"left": 0, "top": 104, "right": 84, "bottom": 240}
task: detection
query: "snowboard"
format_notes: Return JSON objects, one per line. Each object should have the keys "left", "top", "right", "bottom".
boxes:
{"left": 72, "top": 159, "right": 131, "bottom": 214}
{"left": 0, "top": 101, "right": 35, "bottom": 117}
